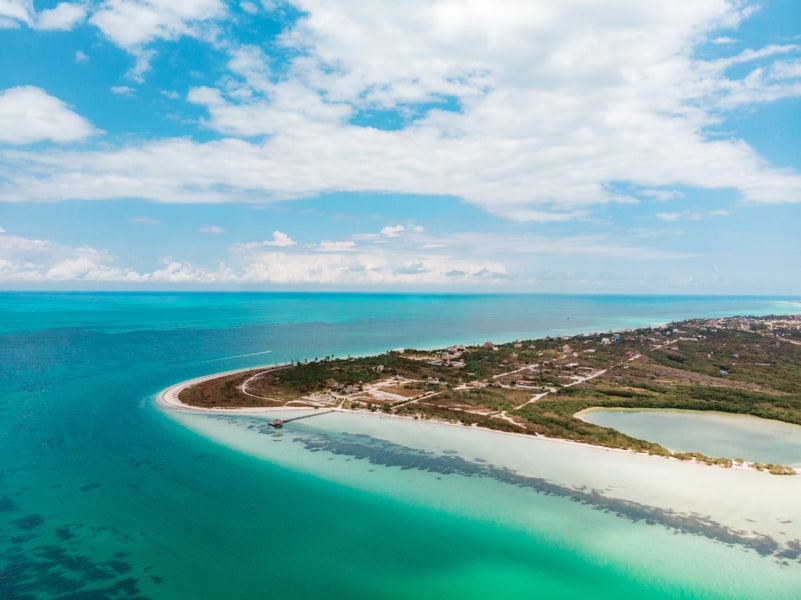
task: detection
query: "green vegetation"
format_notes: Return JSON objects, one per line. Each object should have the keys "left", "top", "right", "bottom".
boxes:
{"left": 434, "top": 385, "right": 530, "bottom": 412}
{"left": 179, "top": 314, "right": 801, "bottom": 473}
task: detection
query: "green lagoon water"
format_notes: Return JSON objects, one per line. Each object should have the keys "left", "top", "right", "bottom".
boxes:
{"left": 580, "top": 409, "right": 801, "bottom": 466}
{"left": 2, "top": 292, "right": 801, "bottom": 599}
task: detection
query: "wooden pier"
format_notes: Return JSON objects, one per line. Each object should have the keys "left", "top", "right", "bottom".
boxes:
{"left": 269, "top": 409, "right": 335, "bottom": 428}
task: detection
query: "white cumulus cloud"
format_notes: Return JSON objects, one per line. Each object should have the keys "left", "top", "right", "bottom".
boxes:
{"left": 0, "top": 0, "right": 31, "bottom": 26}
{"left": 241, "top": 230, "right": 296, "bottom": 248}
{"left": 90, "top": 0, "right": 225, "bottom": 48}
{"left": 36, "top": 2, "right": 86, "bottom": 30}
{"left": 0, "top": 223, "right": 702, "bottom": 288}
{"left": 2, "top": 0, "right": 801, "bottom": 220}
{"left": 111, "top": 86, "right": 136, "bottom": 96}
{"left": 380, "top": 225, "right": 406, "bottom": 238}
{"left": 0, "top": 86, "right": 99, "bottom": 144}
{"left": 0, "top": 0, "right": 86, "bottom": 30}
{"left": 88, "top": 0, "right": 225, "bottom": 79}
{"left": 0, "top": 231, "right": 143, "bottom": 282}
{"left": 379, "top": 225, "right": 424, "bottom": 237}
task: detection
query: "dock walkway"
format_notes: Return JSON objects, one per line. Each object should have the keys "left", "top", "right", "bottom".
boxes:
{"left": 270, "top": 409, "right": 335, "bottom": 428}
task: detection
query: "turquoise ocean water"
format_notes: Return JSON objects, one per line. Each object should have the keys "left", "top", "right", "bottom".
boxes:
{"left": 2, "top": 292, "right": 801, "bottom": 599}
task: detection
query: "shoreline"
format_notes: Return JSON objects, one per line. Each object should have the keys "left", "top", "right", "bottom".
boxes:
{"left": 157, "top": 368, "right": 796, "bottom": 475}
{"left": 157, "top": 365, "right": 641, "bottom": 454}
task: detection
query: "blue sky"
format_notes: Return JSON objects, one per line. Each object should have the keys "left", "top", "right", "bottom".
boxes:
{"left": 1, "top": 0, "right": 800, "bottom": 293}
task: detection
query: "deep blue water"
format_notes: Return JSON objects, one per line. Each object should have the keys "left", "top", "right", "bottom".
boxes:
{"left": 1, "top": 292, "right": 800, "bottom": 599}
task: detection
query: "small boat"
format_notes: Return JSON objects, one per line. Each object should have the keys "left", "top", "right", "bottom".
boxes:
{"left": 269, "top": 419, "right": 284, "bottom": 429}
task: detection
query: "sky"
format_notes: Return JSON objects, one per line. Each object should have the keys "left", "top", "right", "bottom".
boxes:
{"left": 0, "top": 0, "right": 800, "bottom": 294}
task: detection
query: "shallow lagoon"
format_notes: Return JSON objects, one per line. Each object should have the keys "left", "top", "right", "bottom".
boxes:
{"left": 167, "top": 407, "right": 801, "bottom": 598}
{"left": 579, "top": 409, "right": 801, "bottom": 466}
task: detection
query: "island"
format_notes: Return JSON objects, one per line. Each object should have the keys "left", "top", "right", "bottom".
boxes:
{"left": 166, "top": 315, "right": 801, "bottom": 474}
